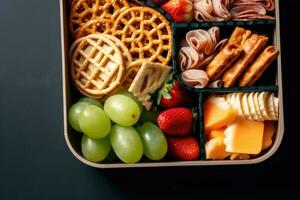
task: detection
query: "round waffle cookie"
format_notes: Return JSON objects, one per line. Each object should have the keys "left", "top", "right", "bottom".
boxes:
{"left": 101, "top": 33, "right": 132, "bottom": 66}
{"left": 70, "top": 0, "right": 129, "bottom": 38}
{"left": 99, "top": 33, "right": 133, "bottom": 99}
{"left": 69, "top": 34, "right": 125, "bottom": 98}
{"left": 112, "top": 6, "right": 173, "bottom": 64}
{"left": 76, "top": 19, "right": 113, "bottom": 39}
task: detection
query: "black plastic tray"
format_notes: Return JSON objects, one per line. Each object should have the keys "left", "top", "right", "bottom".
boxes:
{"left": 60, "top": 0, "right": 284, "bottom": 167}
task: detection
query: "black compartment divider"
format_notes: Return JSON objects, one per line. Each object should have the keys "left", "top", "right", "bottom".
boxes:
{"left": 174, "top": 20, "right": 275, "bottom": 29}
{"left": 198, "top": 92, "right": 206, "bottom": 160}
{"left": 137, "top": 0, "right": 173, "bottom": 21}
{"left": 171, "top": 22, "right": 177, "bottom": 73}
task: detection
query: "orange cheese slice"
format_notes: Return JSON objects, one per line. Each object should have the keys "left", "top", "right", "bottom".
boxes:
{"left": 224, "top": 117, "right": 264, "bottom": 154}
{"left": 204, "top": 96, "right": 237, "bottom": 133}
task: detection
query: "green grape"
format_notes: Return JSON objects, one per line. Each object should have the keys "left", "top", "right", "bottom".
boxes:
{"left": 110, "top": 124, "right": 143, "bottom": 164}
{"left": 139, "top": 109, "right": 158, "bottom": 124}
{"left": 137, "top": 122, "right": 168, "bottom": 161}
{"left": 79, "top": 105, "right": 111, "bottom": 139}
{"left": 68, "top": 102, "right": 89, "bottom": 132}
{"left": 116, "top": 90, "right": 143, "bottom": 113}
{"left": 104, "top": 94, "right": 140, "bottom": 126}
{"left": 81, "top": 135, "right": 111, "bottom": 162}
{"left": 78, "top": 97, "right": 103, "bottom": 108}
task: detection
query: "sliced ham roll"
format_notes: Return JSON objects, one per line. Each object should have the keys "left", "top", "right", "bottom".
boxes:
{"left": 231, "top": 0, "right": 275, "bottom": 11}
{"left": 186, "top": 27, "right": 220, "bottom": 55}
{"left": 193, "top": 0, "right": 275, "bottom": 21}
{"left": 194, "top": 0, "right": 231, "bottom": 22}
{"left": 230, "top": 0, "right": 275, "bottom": 20}
{"left": 231, "top": 4, "right": 267, "bottom": 19}
{"left": 179, "top": 46, "right": 204, "bottom": 71}
{"left": 179, "top": 27, "right": 228, "bottom": 71}
{"left": 181, "top": 69, "right": 210, "bottom": 88}
{"left": 213, "top": 0, "right": 231, "bottom": 17}
{"left": 186, "top": 29, "right": 212, "bottom": 53}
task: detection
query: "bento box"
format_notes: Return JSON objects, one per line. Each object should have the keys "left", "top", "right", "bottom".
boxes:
{"left": 60, "top": 0, "right": 284, "bottom": 168}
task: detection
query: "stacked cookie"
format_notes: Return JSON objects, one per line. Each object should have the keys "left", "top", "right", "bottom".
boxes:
{"left": 70, "top": 0, "right": 130, "bottom": 39}
{"left": 68, "top": 0, "right": 173, "bottom": 110}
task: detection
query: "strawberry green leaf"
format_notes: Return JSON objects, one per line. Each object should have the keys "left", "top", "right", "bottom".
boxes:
{"left": 156, "top": 92, "right": 162, "bottom": 105}
{"left": 162, "top": 92, "right": 171, "bottom": 99}
{"left": 156, "top": 73, "right": 174, "bottom": 104}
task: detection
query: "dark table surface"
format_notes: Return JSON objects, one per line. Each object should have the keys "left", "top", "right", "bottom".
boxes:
{"left": 1, "top": 0, "right": 299, "bottom": 199}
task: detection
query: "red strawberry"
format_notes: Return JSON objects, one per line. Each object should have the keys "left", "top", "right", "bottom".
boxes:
{"left": 161, "top": 0, "right": 193, "bottom": 22}
{"left": 158, "top": 107, "right": 193, "bottom": 136}
{"left": 149, "top": 0, "right": 169, "bottom": 5}
{"left": 168, "top": 137, "right": 200, "bottom": 161}
{"left": 157, "top": 77, "right": 191, "bottom": 109}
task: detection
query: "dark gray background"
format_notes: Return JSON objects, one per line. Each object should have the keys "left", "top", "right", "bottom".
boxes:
{"left": 0, "top": 0, "right": 299, "bottom": 199}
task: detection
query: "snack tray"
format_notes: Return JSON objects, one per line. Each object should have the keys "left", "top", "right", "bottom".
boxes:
{"left": 60, "top": 0, "right": 284, "bottom": 168}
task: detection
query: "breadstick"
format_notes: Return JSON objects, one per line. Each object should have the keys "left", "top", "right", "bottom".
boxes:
{"left": 228, "top": 27, "right": 252, "bottom": 46}
{"left": 206, "top": 43, "right": 243, "bottom": 81}
{"left": 222, "top": 34, "right": 269, "bottom": 87}
{"left": 239, "top": 46, "right": 279, "bottom": 87}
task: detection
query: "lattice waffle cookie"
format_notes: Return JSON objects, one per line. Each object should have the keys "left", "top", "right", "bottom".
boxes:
{"left": 102, "top": 34, "right": 132, "bottom": 66}
{"left": 70, "top": 0, "right": 129, "bottom": 38}
{"left": 128, "top": 61, "right": 172, "bottom": 110}
{"left": 112, "top": 6, "right": 173, "bottom": 64}
{"left": 69, "top": 33, "right": 127, "bottom": 98}
{"left": 76, "top": 19, "right": 113, "bottom": 39}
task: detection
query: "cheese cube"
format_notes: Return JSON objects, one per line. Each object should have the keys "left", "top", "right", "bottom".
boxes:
{"left": 262, "top": 122, "right": 275, "bottom": 150}
{"left": 204, "top": 96, "right": 237, "bottom": 133}
{"left": 224, "top": 117, "right": 264, "bottom": 154}
{"left": 205, "top": 138, "right": 231, "bottom": 160}
{"left": 207, "top": 128, "right": 226, "bottom": 140}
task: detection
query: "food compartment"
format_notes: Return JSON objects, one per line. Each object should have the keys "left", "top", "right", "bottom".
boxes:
{"left": 199, "top": 88, "right": 280, "bottom": 161}
{"left": 173, "top": 22, "right": 279, "bottom": 92}
{"left": 66, "top": 89, "right": 203, "bottom": 165}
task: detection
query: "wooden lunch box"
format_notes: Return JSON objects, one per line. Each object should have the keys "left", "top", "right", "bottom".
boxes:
{"left": 60, "top": 0, "right": 284, "bottom": 168}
